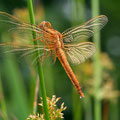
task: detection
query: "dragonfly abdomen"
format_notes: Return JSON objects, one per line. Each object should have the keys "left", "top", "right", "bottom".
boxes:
{"left": 56, "top": 48, "right": 84, "bottom": 98}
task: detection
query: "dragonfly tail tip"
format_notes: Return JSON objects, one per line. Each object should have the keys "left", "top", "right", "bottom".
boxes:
{"left": 79, "top": 92, "right": 85, "bottom": 99}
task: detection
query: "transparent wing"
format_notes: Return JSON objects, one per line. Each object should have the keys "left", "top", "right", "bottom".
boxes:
{"left": 0, "top": 11, "right": 56, "bottom": 64}
{"left": 0, "top": 42, "right": 56, "bottom": 65}
{"left": 1, "top": 42, "right": 57, "bottom": 65}
{"left": 62, "top": 15, "right": 108, "bottom": 43}
{"left": 0, "top": 11, "right": 52, "bottom": 44}
{"left": 64, "top": 42, "right": 96, "bottom": 65}
{"left": 0, "top": 42, "right": 46, "bottom": 56}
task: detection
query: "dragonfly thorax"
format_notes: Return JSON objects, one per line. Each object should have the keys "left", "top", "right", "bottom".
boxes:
{"left": 38, "top": 21, "right": 64, "bottom": 49}
{"left": 55, "top": 35, "right": 64, "bottom": 48}
{"left": 38, "top": 21, "right": 62, "bottom": 38}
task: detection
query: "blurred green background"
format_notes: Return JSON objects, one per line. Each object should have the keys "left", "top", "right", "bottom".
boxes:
{"left": 0, "top": 0, "right": 120, "bottom": 120}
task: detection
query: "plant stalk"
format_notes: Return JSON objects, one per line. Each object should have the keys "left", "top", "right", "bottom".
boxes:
{"left": 91, "top": 0, "right": 102, "bottom": 120}
{"left": 27, "top": 0, "right": 50, "bottom": 119}
{"left": 0, "top": 73, "right": 8, "bottom": 120}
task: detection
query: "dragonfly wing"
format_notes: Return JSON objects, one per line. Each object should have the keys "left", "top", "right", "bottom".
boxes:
{"left": 64, "top": 42, "right": 96, "bottom": 65}
{"left": 0, "top": 11, "right": 52, "bottom": 43}
{"left": 0, "top": 42, "right": 46, "bottom": 56}
{"left": 0, "top": 12, "right": 57, "bottom": 65}
{"left": 62, "top": 15, "right": 108, "bottom": 43}
{"left": 41, "top": 50, "right": 56, "bottom": 65}
{"left": 0, "top": 42, "right": 56, "bottom": 65}
{"left": 0, "top": 11, "right": 54, "bottom": 63}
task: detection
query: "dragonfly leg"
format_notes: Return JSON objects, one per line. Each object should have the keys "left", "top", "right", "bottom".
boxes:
{"left": 34, "top": 37, "right": 41, "bottom": 41}
{"left": 40, "top": 46, "right": 51, "bottom": 62}
{"left": 34, "top": 36, "right": 44, "bottom": 42}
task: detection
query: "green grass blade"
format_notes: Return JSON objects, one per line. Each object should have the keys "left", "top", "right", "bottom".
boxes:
{"left": 0, "top": 73, "right": 8, "bottom": 120}
{"left": 1, "top": 33, "right": 29, "bottom": 119}
{"left": 91, "top": 0, "right": 102, "bottom": 120}
{"left": 27, "top": 0, "right": 50, "bottom": 119}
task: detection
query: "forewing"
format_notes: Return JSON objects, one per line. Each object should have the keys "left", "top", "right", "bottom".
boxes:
{"left": 0, "top": 11, "right": 57, "bottom": 65}
{"left": 64, "top": 42, "right": 96, "bottom": 65}
{"left": 0, "top": 11, "right": 52, "bottom": 44}
{"left": 62, "top": 15, "right": 108, "bottom": 43}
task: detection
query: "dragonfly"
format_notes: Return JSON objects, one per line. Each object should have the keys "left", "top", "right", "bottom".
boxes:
{"left": 0, "top": 11, "right": 108, "bottom": 98}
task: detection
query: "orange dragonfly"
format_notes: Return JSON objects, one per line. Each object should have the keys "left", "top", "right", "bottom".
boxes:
{"left": 0, "top": 11, "right": 108, "bottom": 98}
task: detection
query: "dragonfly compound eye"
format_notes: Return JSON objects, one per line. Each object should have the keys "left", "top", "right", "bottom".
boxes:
{"left": 38, "top": 21, "right": 51, "bottom": 29}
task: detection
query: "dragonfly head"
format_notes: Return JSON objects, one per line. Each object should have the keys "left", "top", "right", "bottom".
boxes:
{"left": 38, "top": 21, "right": 52, "bottom": 30}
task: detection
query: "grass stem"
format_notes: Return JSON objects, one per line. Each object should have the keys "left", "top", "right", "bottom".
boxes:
{"left": 27, "top": 0, "right": 50, "bottom": 119}
{"left": 2, "top": 33, "right": 29, "bottom": 120}
{"left": 0, "top": 73, "right": 8, "bottom": 120}
{"left": 33, "top": 76, "right": 39, "bottom": 113}
{"left": 91, "top": 0, "right": 102, "bottom": 120}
